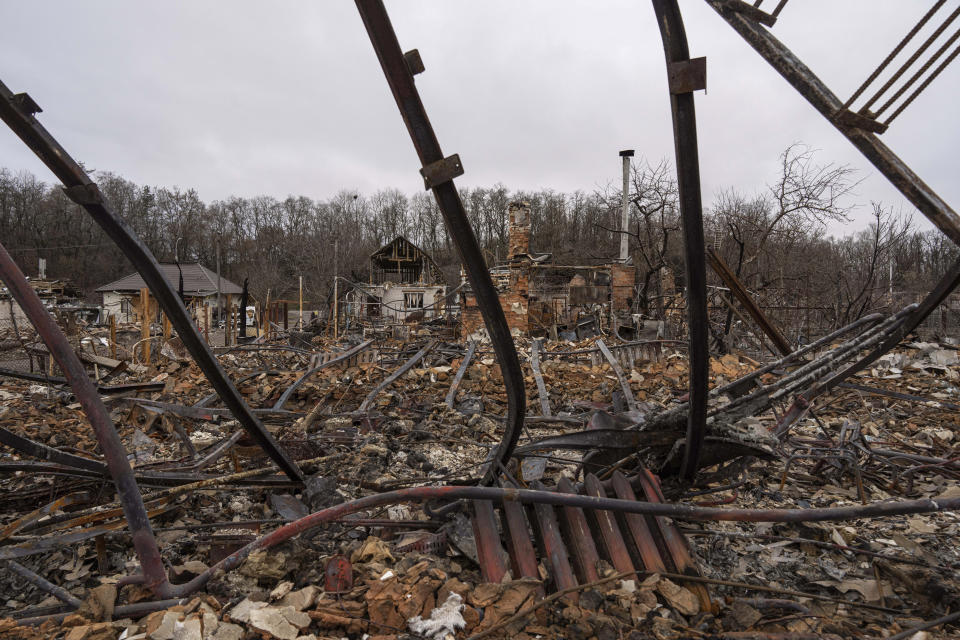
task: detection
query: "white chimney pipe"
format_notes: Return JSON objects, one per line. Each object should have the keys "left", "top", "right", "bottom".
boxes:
{"left": 618, "top": 150, "right": 634, "bottom": 262}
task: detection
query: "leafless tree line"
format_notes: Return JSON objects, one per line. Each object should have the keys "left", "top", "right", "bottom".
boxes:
{"left": 0, "top": 143, "right": 955, "bottom": 339}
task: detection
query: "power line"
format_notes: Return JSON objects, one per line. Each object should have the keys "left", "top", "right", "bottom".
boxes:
{"left": 6, "top": 243, "right": 115, "bottom": 252}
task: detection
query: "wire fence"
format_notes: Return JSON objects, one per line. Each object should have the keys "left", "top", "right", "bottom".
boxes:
{"left": 0, "top": 314, "right": 40, "bottom": 373}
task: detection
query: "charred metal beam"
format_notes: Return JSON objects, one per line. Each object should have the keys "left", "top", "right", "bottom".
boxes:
{"left": 444, "top": 340, "right": 476, "bottom": 408}
{"left": 704, "top": 0, "right": 960, "bottom": 247}
{"left": 354, "top": 0, "right": 525, "bottom": 486}
{"left": 838, "top": 381, "right": 960, "bottom": 412}
{"left": 707, "top": 247, "right": 792, "bottom": 355}
{"left": 513, "top": 429, "right": 672, "bottom": 456}
{"left": 4, "top": 561, "right": 83, "bottom": 608}
{"left": 123, "top": 398, "right": 300, "bottom": 421}
{"left": 824, "top": 257, "right": 960, "bottom": 392}
{"left": 273, "top": 339, "right": 374, "bottom": 409}
{"left": 595, "top": 339, "right": 639, "bottom": 412}
{"left": 357, "top": 339, "right": 437, "bottom": 412}
{"left": 0, "top": 367, "right": 165, "bottom": 394}
{"left": 0, "top": 426, "right": 107, "bottom": 474}
{"left": 530, "top": 338, "right": 552, "bottom": 417}
{"left": 652, "top": 0, "right": 710, "bottom": 480}
{"left": 0, "top": 80, "right": 303, "bottom": 483}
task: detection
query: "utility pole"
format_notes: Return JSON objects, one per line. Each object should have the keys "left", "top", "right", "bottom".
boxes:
{"left": 619, "top": 149, "right": 634, "bottom": 263}
{"left": 888, "top": 228, "right": 894, "bottom": 299}
{"left": 216, "top": 239, "right": 222, "bottom": 343}
{"left": 333, "top": 239, "right": 339, "bottom": 340}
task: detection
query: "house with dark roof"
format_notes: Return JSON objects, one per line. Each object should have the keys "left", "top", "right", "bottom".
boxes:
{"left": 95, "top": 263, "right": 242, "bottom": 322}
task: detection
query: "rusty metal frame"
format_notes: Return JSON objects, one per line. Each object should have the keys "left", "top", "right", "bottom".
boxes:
{"left": 0, "top": 80, "right": 303, "bottom": 484}
{"left": 704, "top": 0, "right": 960, "bottom": 247}
{"left": 355, "top": 0, "right": 525, "bottom": 486}
{"left": 652, "top": 0, "right": 710, "bottom": 481}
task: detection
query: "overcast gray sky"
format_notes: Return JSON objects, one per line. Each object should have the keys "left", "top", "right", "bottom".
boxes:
{"left": 1, "top": 2, "right": 957, "bottom": 237}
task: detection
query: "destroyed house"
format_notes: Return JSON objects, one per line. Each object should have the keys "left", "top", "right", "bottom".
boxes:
{"left": 346, "top": 236, "right": 447, "bottom": 323}
{"left": 462, "top": 202, "right": 636, "bottom": 338}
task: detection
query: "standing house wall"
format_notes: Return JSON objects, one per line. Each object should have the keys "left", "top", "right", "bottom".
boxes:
{"left": 378, "top": 285, "right": 445, "bottom": 322}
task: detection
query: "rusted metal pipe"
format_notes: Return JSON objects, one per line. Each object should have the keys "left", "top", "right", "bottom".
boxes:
{"left": 0, "top": 241, "right": 170, "bottom": 595}
{"left": 4, "top": 561, "right": 83, "bottom": 608}
{"left": 154, "top": 483, "right": 960, "bottom": 597}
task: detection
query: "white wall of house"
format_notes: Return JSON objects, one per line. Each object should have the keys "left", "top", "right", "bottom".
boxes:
{"left": 379, "top": 284, "right": 445, "bottom": 321}
{"left": 101, "top": 292, "right": 127, "bottom": 322}
{"left": 101, "top": 291, "right": 223, "bottom": 324}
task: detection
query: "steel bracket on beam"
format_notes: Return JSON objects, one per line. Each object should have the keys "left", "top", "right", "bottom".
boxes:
{"left": 831, "top": 108, "right": 888, "bottom": 134}
{"left": 420, "top": 154, "right": 464, "bottom": 190}
{"left": 668, "top": 57, "right": 707, "bottom": 94}
{"left": 11, "top": 93, "right": 41, "bottom": 116}
{"left": 404, "top": 49, "right": 425, "bottom": 76}
{"left": 63, "top": 183, "right": 105, "bottom": 206}
{"left": 718, "top": 0, "right": 777, "bottom": 27}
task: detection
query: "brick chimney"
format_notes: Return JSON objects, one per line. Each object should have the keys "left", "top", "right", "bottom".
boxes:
{"left": 507, "top": 202, "right": 531, "bottom": 259}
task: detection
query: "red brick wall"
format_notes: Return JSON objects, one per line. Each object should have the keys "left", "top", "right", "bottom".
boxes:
{"left": 610, "top": 264, "right": 635, "bottom": 312}
{"left": 461, "top": 292, "right": 485, "bottom": 337}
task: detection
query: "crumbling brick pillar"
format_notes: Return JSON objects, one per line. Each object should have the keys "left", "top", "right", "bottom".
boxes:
{"left": 500, "top": 268, "right": 529, "bottom": 333}
{"left": 461, "top": 291, "right": 485, "bottom": 337}
{"left": 610, "top": 263, "right": 636, "bottom": 312}
{"left": 508, "top": 201, "right": 531, "bottom": 259}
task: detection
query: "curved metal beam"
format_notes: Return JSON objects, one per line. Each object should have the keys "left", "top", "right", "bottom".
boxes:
{"left": 651, "top": 0, "right": 710, "bottom": 480}
{"left": 354, "top": 0, "right": 525, "bottom": 485}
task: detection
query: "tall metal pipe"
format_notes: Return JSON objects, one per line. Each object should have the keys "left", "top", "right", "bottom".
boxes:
{"left": 619, "top": 149, "right": 634, "bottom": 262}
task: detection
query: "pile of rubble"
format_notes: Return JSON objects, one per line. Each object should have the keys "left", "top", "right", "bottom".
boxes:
{"left": 0, "top": 324, "right": 957, "bottom": 639}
